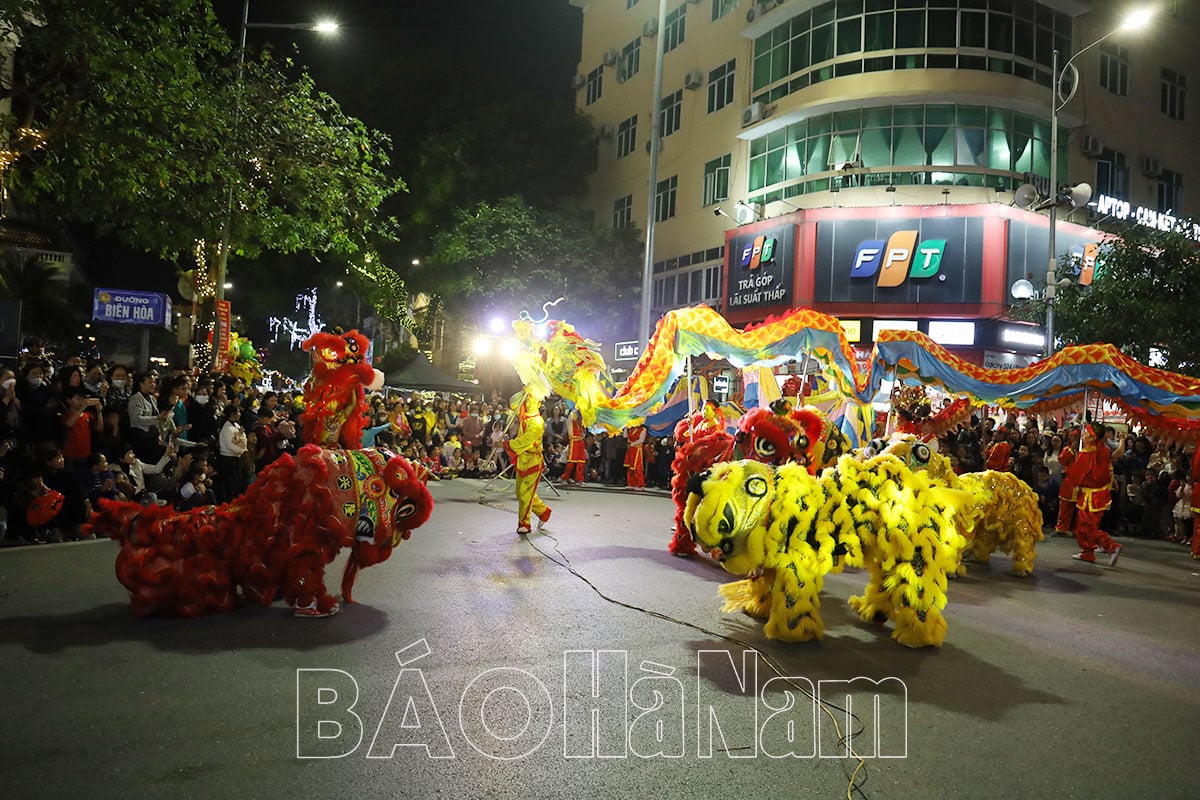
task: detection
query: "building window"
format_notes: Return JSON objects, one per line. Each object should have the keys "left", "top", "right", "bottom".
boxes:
{"left": 585, "top": 66, "right": 603, "bottom": 106}
{"left": 664, "top": 4, "right": 687, "bottom": 53}
{"left": 746, "top": 103, "right": 1056, "bottom": 198}
{"left": 1099, "top": 44, "right": 1129, "bottom": 97}
{"left": 613, "top": 194, "right": 633, "bottom": 228}
{"left": 655, "top": 175, "right": 678, "bottom": 222}
{"left": 620, "top": 38, "right": 641, "bottom": 82}
{"left": 705, "top": 265, "right": 721, "bottom": 301}
{"left": 1095, "top": 148, "right": 1129, "bottom": 200}
{"left": 616, "top": 115, "right": 637, "bottom": 158}
{"left": 749, "top": 0, "right": 1073, "bottom": 105}
{"left": 703, "top": 154, "right": 731, "bottom": 206}
{"left": 712, "top": 0, "right": 737, "bottom": 22}
{"left": 1157, "top": 169, "right": 1183, "bottom": 214}
{"left": 1162, "top": 68, "right": 1186, "bottom": 120}
{"left": 707, "top": 59, "right": 736, "bottom": 113}
{"left": 627, "top": 0, "right": 639, "bottom": 9}
{"left": 660, "top": 89, "right": 683, "bottom": 137}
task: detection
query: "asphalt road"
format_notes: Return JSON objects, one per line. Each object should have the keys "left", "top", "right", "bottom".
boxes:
{"left": 2, "top": 477, "right": 1199, "bottom": 800}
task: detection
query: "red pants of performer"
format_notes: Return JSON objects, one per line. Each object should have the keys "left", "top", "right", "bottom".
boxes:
{"left": 626, "top": 464, "right": 644, "bottom": 488}
{"left": 562, "top": 462, "right": 585, "bottom": 482}
{"left": 1074, "top": 507, "right": 1117, "bottom": 557}
{"left": 1055, "top": 497, "right": 1075, "bottom": 534}
{"left": 1192, "top": 514, "right": 1200, "bottom": 559}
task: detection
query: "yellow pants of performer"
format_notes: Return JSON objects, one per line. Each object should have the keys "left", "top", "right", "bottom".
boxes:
{"left": 516, "top": 468, "right": 549, "bottom": 530}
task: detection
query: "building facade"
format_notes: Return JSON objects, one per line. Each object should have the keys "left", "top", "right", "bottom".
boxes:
{"left": 570, "top": 0, "right": 1197, "bottom": 367}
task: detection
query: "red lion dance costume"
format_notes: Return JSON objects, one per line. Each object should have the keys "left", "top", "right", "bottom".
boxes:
{"left": 301, "top": 330, "right": 384, "bottom": 449}
{"left": 1066, "top": 422, "right": 1121, "bottom": 566}
{"left": 87, "top": 446, "right": 433, "bottom": 618}
{"left": 668, "top": 401, "right": 836, "bottom": 556}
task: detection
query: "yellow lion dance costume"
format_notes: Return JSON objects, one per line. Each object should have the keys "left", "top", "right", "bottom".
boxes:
{"left": 683, "top": 456, "right": 968, "bottom": 648}
{"left": 875, "top": 437, "right": 1043, "bottom": 577}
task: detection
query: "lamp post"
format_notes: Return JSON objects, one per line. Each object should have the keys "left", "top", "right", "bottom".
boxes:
{"left": 1045, "top": 8, "right": 1152, "bottom": 357}
{"left": 213, "top": 1, "right": 339, "bottom": 307}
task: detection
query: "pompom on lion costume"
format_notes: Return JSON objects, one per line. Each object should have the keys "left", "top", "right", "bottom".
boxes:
{"left": 300, "top": 329, "right": 385, "bottom": 449}
{"left": 683, "top": 454, "right": 969, "bottom": 648}
{"left": 86, "top": 445, "right": 433, "bottom": 618}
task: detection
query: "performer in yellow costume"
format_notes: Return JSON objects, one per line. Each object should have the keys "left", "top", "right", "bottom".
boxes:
{"left": 504, "top": 390, "right": 552, "bottom": 535}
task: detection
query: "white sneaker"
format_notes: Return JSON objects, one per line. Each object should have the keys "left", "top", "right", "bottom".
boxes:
{"left": 517, "top": 525, "right": 531, "bottom": 535}
{"left": 1107, "top": 544, "right": 1121, "bottom": 567}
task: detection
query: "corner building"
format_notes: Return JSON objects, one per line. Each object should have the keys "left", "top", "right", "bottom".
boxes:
{"left": 570, "top": 0, "right": 1197, "bottom": 369}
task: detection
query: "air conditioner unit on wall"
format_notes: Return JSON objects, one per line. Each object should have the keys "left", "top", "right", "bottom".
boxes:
{"left": 1080, "top": 135, "right": 1104, "bottom": 158}
{"left": 571, "top": 74, "right": 586, "bottom": 90}
{"left": 643, "top": 17, "right": 658, "bottom": 37}
{"left": 1143, "top": 157, "right": 1162, "bottom": 178}
{"left": 603, "top": 49, "right": 619, "bottom": 67}
{"left": 742, "top": 101, "right": 768, "bottom": 127}
{"left": 684, "top": 69, "right": 704, "bottom": 90}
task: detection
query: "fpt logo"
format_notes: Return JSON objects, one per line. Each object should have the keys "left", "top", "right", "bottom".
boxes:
{"left": 850, "top": 231, "right": 947, "bottom": 287}
{"left": 97, "top": 291, "right": 112, "bottom": 303}
{"left": 740, "top": 236, "right": 776, "bottom": 270}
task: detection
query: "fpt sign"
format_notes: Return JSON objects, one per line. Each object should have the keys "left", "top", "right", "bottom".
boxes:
{"left": 813, "top": 217, "right": 982, "bottom": 306}
{"left": 728, "top": 226, "right": 794, "bottom": 310}
{"left": 849, "top": 231, "right": 947, "bottom": 287}
{"left": 740, "top": 236, "right": 776, "bottom": 269}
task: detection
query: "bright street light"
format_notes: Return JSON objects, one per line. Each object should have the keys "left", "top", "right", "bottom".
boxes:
{"left": 474, "top": 337, "right": 492, "bottom": 356}
{"left": 1044, "top": 7, "right": 1153, "bottom": 357}
{"left": 223, "top": 282, "right": 233, "bottom": 290}
{"left": 336, "top": 280, "right": 344, "bottom": 288}
{"left": 411, "top": 258, "right": 421, "bottom": 266}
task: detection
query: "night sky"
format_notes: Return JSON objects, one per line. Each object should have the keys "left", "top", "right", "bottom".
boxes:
{"left": 82, "top": 0, "right": 583, "bottom": 294}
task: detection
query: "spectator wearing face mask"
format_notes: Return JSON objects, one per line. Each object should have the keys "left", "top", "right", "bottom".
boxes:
{"left": 187, "top": 380, "right": 219, "bottom": 445}
{"left": 16, "top": 361, "right": 59, "bottom": 446}
{"left": 461, "top": 403, "right": 485, "bottom": 449}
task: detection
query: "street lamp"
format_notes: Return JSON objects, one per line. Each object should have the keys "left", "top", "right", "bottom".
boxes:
{"left": 1045, "top": 8, "right": 1152, "bottom": 357}
{"left": 213, "top": 2, "right": 339, "bottom": 307}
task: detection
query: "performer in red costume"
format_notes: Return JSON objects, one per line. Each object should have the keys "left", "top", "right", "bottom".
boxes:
{"left": 624, "top": 424, "right": 647, "bottom": 490}
{"left": 504, "top": 391, "right": 552, "bottom": 535}
{"left": 1067, "top": 421, "right": 1122, "bottom": 566}
{"left": 562, "top": 410, "right": 587, "bottom": 485}
{"left": 984, "top": 428, "right": 1012, "bottom": 471}
{"left": 1054, "top": 430, "right": 1078, "bottom": 536}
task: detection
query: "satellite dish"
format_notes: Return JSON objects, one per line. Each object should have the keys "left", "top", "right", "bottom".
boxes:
{"left": 1010, "top": 279, "right": 1035, "bottom": 299}
{"left": 1067, "top": 182, "right": 1093, "bottom": 209}
{"left": 1013, "top": 183, "right": 1040, "bottom": 209}
{"left": 177, "top": 271, "right": 196, "bottom": 302}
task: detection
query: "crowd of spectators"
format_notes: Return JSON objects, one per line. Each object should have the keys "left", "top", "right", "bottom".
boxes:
{"left": 12, "top": 342, "right": 1186, "bottom": 550}
{"left": 0, "top": 344, "right": 673, "bottom": 546}
{"left": 936, "top": 412, "right": 1195, "bottom": 547}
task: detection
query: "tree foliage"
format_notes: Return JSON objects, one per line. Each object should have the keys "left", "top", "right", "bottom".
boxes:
{"left": 1044, "top": 220, "right": 1200, "bottom": 375}
{"left": 426, "top": 195, "right": 643, "bottom": 342}
{"left": 0, "top": 250, "right": 85, "bottom": 339}
{"left": 2, "top": 0, "right": 403, "bottom": 268}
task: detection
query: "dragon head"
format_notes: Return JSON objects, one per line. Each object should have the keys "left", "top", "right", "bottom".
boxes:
{"left": 682, "top": 460, "right": 775, "bottom": 574}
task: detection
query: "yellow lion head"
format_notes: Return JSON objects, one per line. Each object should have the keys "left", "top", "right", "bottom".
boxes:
{"left": 682, "top": 460, "right": 775, "bottom": 574}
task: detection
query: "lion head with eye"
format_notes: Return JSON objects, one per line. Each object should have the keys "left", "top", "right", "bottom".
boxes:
{"left": 683, "top": 460, "right": 776, "bottom": 574}
{"left": 734, "top": 406, "right": 832, "bottom": 474}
